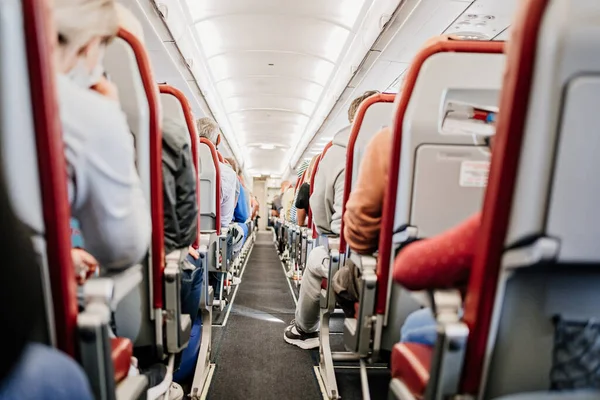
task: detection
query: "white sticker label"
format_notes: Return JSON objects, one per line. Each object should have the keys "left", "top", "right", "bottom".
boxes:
{"left": 459, "top": 161, "right": 490, "bottom": 187}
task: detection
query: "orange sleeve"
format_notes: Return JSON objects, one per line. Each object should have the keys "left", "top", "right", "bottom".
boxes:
{"left": 344, "top": 127, "right": 392, "bottom": 254}
{"left": 393, "top": 212, "right": 482, "bottom": 290}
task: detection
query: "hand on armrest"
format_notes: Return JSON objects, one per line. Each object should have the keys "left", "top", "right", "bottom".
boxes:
{"left": 83, "top": 264, "right": 143, "bottom": 310}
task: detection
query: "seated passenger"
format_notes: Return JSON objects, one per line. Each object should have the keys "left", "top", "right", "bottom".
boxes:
{"left": 344, "top": 126, "right": 492, "bottom": 346}
{"left": 271, "top": 194, "right": 282, "bottom": 218}
{"left": 53, "top": 0, "right": 150, "bottom": 344}
{"left": 53, "top": 0, "right": 151, "bottom": 270}
{"left": 274, "top": 182, "right": 290, "bottom": 251}
{"left": 295, "top": 155, "right": 319, "bottom": 227}
{"left": 197, "top": 118, "right": 238, "bottom": 293}
{"left": 161, "top": 117, "right": 201, "bottom": 323}
{"left": 225, "top": 157, "right": 249, "bottom": 252}
{"left": 394, "top": 138, "right": 491, "bottom": 346}
{"left": 0, "top": 150, "right": 93, "bottom": 400}
{"left": 251, "top": 195, "right": 259, "bottom": 222}
{"left": 284, "top": 90, "right": 379, "bottom": 349}
{"left": 330, "top": 127, "right": 392, "bottom": 317}
{"left": 196, "top": 117, "right": 237, "bottom": 229}
{"left": 281, "top": 181, "right": 296, "bottom": 223}
{"left": 395, "top": 212, "right": 480, "bottom": 346}
{"left": 343, "top": 126, "right": 392, "bottom": 254}
{"left": 288, "top": 159, "right": 310, "bottom": 225}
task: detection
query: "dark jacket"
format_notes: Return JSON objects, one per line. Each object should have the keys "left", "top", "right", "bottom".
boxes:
{"left": 295, "top": 182, "right": 310, "bottom": 210}
{"left": 162, "top": 118, "right": 198, "bottom": 254}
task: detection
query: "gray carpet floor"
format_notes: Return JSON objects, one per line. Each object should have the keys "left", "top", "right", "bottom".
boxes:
{"left": 208, "top": 232, "right": 323, "bottom": 399}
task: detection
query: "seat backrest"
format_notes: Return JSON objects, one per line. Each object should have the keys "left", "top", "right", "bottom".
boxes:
{"left": 462, "top": 0, "right": 600, "bottom": 397}
{"left": 104, "top": 33, "right": 150, "bottom": 202}
{"left": 199, "top": 138, "right": 220, "bottom": 234}
{"left": 377, "top": 38, "right": 505, "bottom": 321}
{"left": 104, "top": 29, "right": 164, "bottom": 346}
{"left": 340, "top": 93, "right": 396, "bottom": 251}
{"left": 395, "top": 53, "right": 504, "bottom": 239}
{"left": 2, "top": 0, "right": 75, "bottom": 355}
{"left": 158, "top": 84, "right": 200, "bottom": 247}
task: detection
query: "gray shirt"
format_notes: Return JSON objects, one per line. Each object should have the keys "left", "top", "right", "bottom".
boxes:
{"left": 58, "top": 75, "right": 151, "bottom": 270}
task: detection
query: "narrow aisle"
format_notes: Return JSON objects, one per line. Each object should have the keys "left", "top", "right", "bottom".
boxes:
{"left": 208, "top": 231, "right": 322, "bottom": 400}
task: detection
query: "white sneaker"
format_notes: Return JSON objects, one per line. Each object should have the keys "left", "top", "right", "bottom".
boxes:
{"left": 231, "top": 276, "right": 242, "bottom": 285}
{"left": 168, "top": 383, "right": 184, "bottom": 400}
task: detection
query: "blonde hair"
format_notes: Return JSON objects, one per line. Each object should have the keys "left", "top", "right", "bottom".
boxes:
{"left": 348, "top": 90, "right": 379, "bottom": 123}
{"left": 54, "top": 0, "right": 118, "bottom": 54}
{"left": 197, "top": 117, "right": 220, "bottom": 144}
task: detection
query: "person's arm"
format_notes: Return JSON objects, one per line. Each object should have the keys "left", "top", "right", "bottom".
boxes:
{"left": 175, "top": 142, "right": 198, "bottom": 247}
{"left": 343, "top": 128, "right": 391, "bottom": 254}
{"left": 297, "top": 209, "right": 307, "bottom": 227}
{"left": 295, "top": 183, "right": 310, "bottom": 227}
{"left": 74, "top": 102, "right": 151, "bottom": 270}
{"left": 393, "top": 212, "right": 481, "bottom": 290}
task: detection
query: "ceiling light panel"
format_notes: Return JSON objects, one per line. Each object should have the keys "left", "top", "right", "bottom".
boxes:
{"left": 208, "top": 53, "right": 335, "bottom": 87}
{"left": 194, "top": 16, "right": 351, "bottom": 62}
{"left": 222, "top": 95, "right": 316, "bottom": 117}
{"left": 216, "top": 77, "right": 324, "bottom": 102}
{"left": 186, "top": 0, "right": 365, "bottom": 29}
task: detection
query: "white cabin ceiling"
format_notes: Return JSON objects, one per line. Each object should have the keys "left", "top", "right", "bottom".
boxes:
{"left": 136, "top": 0, "right": 520, "bottom": 177}
{"left": 179, "top": 0, "right": 399, "bottom": 176}
{"left": 295, "top": 0, "right": 520, "bottom": 173}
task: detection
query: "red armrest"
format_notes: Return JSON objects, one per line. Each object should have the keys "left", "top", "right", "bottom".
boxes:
{"left": 321, "top": 278, "right": 328, "bottom": 290}
{"left": 111, "top": 337, "right": 133, "bottom": 383}
{"left": 391, "top": 343, "right": 433, "bottom": 398}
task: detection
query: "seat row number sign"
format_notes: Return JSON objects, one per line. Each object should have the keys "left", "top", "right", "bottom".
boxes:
{"left": 459, "top": 161, "right": 490, "bottom": 187}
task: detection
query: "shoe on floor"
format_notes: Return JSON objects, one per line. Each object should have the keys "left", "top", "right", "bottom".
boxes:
{"left": 143, "top": 363, "right": 166, "bottom": 388}
{"left": 144, "top": 363, "right": 170, "bottom": 399}
{"left": 284, "top": 321, "right": 319, "bottom": 350}
{"left": 168, "top": 382, "right": 184, "bottom": 400}
{"left": 231, "top": 276, "right": 241, "bottom": 285}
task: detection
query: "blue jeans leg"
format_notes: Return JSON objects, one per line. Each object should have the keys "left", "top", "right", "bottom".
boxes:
{"left": 181, "top": 255, "right": 204, "bottom": 325}
{"left": 0, "top": 343, "right": 93, "bottom": 400}
{"left": 400, "top": 308, "right": 438, "bottom": 347}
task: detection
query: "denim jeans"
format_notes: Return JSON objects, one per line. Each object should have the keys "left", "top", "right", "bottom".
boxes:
{"left": 400, "top": 308, "right": 438, "bottom": 346}
{"left": 182, "top": 255, "right": 204, "bottom": 325}
{"left": 0, "top": 343, "right": 93, "bottom": 400}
